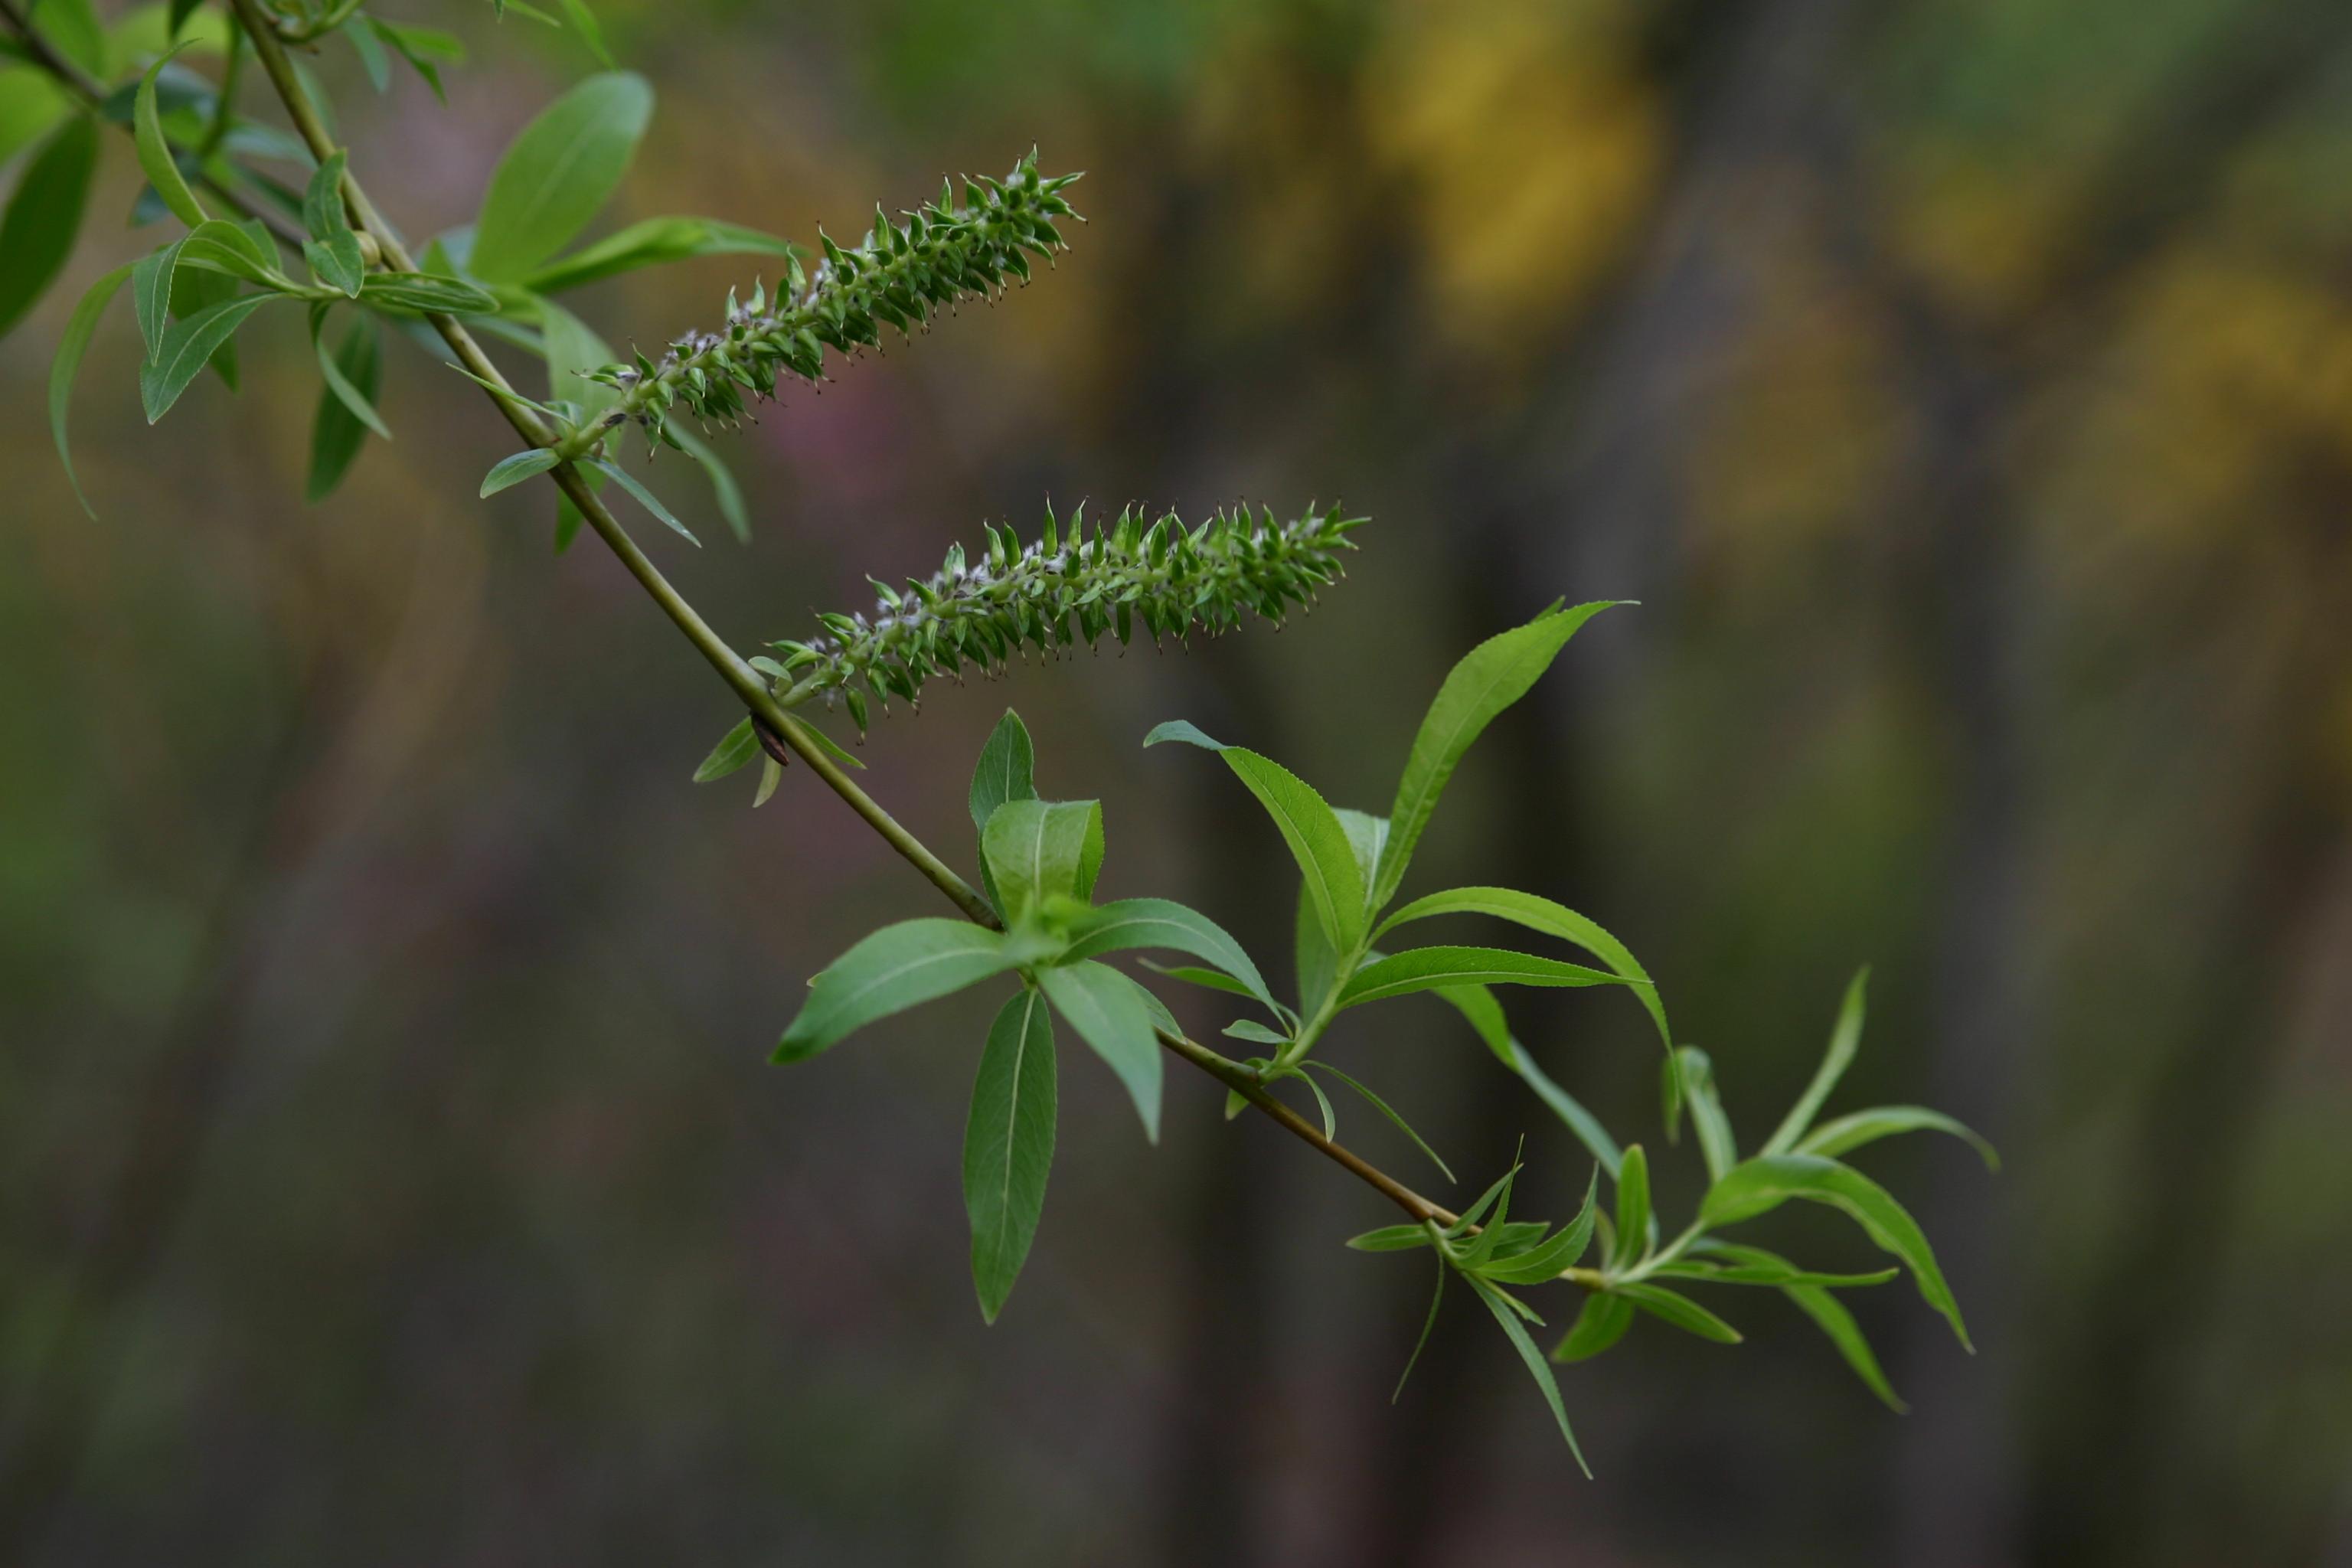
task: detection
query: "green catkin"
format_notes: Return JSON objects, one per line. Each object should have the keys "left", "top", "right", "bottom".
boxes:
{"left": 564, "top": 152, "right": 1083, "bottom": 456}
{"left": 763, "top": 502, "right": 1365, "bottom": 733}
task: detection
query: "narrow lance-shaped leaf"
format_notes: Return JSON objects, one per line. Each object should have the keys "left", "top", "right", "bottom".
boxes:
{"left": 0, "top": 114, "right": 99, "bottom": 342}
{"left": 1143, "top": 722, "right": 1367, "bottom": 955}
{"left": 142, "top": 293, "right": 281, "bottom": 423}
{"left": 1393, "top": 1251, "right": 1446, "bottom": 1401}
{"left": 1610, "top": 1144, "right": 1651, "bottom": 1271}
{"left": 1466, "top": 1275, "right": 1592, "bottom": 1476}
{"left": 963, "top": 987, "right": 1057, "bottom": 1323}
{"left": 1338, "top": 946, "right": 1631, "bottom": 1008}
{"left": 522, "top": 214, "right": 795, "bottom": 294}
{"left": 1672, "top": 1047, "right": 1739, "bottom": 1182}
{"left": 307, "top": 310, "right": 384, "bottom": 501}
{"left": 1761, "top": 967, "right": 1869, "bottom": 1156}
{"left": 1375, "top": 884, "right": 1670, "bottom": 1057}
{"left": 1302, "top": 1060, "right": 1454, "bottom": 1182}
{"left": 481, "top": 448, "right": 562, "bottom": 497}
{"left": 135, "top": 47, "right": 207, "bottom": 228}
{"left": 776, "top": 920, "right": 1018, "bottom": 1062}
{"left": 1552, "top": 1290, "right": 1635, "bottom": 1364}
{"left": 587, "top": 456, "right": 698, "bottom": 547}
{"left": 1475, "top": 1168, "right": 1600, "bottom": 1285}
{"left": 130, "top": 240, "right": 181, "bottom": 362}
{"left": 1700, "top": 1241, "right": 1906, "bottom": 1411}
{"left": 1060, "top": 898, "right": 1278, "bottom": 1018}
{"left": 966, "top": 710, "right": 1037, "bottom": 916}
{"left": 1700, "top": 1153, "right": 1969, "bottom": 1350}
{"left": 1035, "top": 961, "right": 1163, "bottom": 1141}
{"left": 1373, "top": 600, "right": 1626, "bottom": 909}
{"left": 48, "top": 261, "right": 134, "bottom": 516}
{"left": 692, "top": 716, "right": 759, "bottom": 782}
{"left": 1615, "top": 1282, "right": 1743, "bottom": 1344}
{"left": 1795, "top": 1106, "right": 2001, "bottom": 1171}
{"left": 469, "top": 70, "right": 654, "bottom": 281}
{"left": 1434, "top": 983, "right": 1622, "bottom": 1177}
{"left": 301, "top": 150, "right": 365, "bottom": 297}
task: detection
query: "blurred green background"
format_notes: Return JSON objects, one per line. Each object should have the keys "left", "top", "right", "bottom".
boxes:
{"left": 5, "top": 0, "right": 2352, "bottom": 1563}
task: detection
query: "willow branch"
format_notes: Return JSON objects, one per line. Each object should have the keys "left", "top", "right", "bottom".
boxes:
{"left": 221, "top": 0, "right": 1456, "bottom": 1229}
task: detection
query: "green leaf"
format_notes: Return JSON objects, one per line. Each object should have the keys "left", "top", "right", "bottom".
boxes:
{"left": 308, "top": 303, "right": 389, "bottom": 434}
{"left": 752, "top": 756, "right": 782, "bottom": 807}
{"left": 165, "top": 256, "right": 240, "bottom": 390}
{"left": 1616, "top": 1282, "right": 1742, "bottom": 1344}
{"left": 1374, "top": 885, "right": 1670, "bottom": 1057}
{"left": 480, "top": 447, "right": 560, "bottom": 497}
{"left": 30, "top": 0, "right": 106, "bottom": 76}
{"left": 1302, "top": 1061, "right": 1454, "bottom": 1182}
{"left": 1338, "top": 946, "right": 1630, "bottom": 1008}
{"left": 1761, "top": 967, "right": 1869, "bottom": 1156}
{"left": 666, "top": 422, "right": 749, "bottom": 544}
{"left": 469, "top": 70, "right": 653, "bottom": 282}
{"left": 551, "top": 0, "right": 615, "bottom": 66}
{"left": 534, "top": 292, "right": 619, "bottom": 416}
{"left": 1295, "top": 880, "right": 1338, "bottom": 1015}
{"left": 1673, "top": 1047, "right": 1738, "bottom": 1183}
{"left": 1701, "top": 1242, "right": 1907, "bottom": 1410}
{"left": 1347, "top": 1223, "right": 1436, "bottom": 1253}
{"left": 981, "top": 799, "right": 1103, "bottom": 923}
{"left": 0, "top": 114, "right": 98, "bottom": 342}
{"left": 789, "top": 717, "right": 864, "bottom": 772}
{"left": 0, "top": 67, "right": 69, "bottom": 167}
{"left": 129, "top": 238, "right": 180, "bottom": 361}
{"left": 1138, "top": 963, "right": 1269, "bottom": 1011}
{"left": 775, "top": 919, "right": 1018, "bottom": 1063}
{"left": 963, "top": 987, "right": 1057, "bottom": 1323}
{"left": 1700, "top": 1153, "right": 1969, "bottom": 1350}
{"left": 1466, "top": 1276, "right": 1591, "bottom": 1475}
{"left": 1433, "top": 983, "right": 1621, "bottom": 1176}
{"left": 692, "top": 716, "right": 759, "bottom": 782}
{"left": 967, "top": 710, "right": 1037, "bottom": 916}
{"left": 522, "top": 214, "right": 795, "bottom": 294}
{"left": 368, "top": 18, "right": 462, "bottom": 103}
{"left": 358, "top": 271, "right": 501, "bottom": 314}
{"left": 174, "top": 218, "right": 281, "bottom": 286}
{"left": 1655, "top": 1257, "right": 1896, "bottom": 1289}
{"left": 1060, "top": 899, "right": 1277, "bottom": 1018}
{"left": 1393, "top": 1253, "right": 1446, "bottom": 1401}
{"left": 1551, "top": 1289, "right": 1635, "bottom": 1364}
{"left": 1609, "top": 1144, "right": 1650, "bottom": 1270}
{"left": 133, "top": 45, "right": 206, "bottom": 228}
{"left": 140, "top": 292, "right": 279, "bottom": 422}
{"left": 1373, "top": 600, "right": 1626, "bottom": 909}
{"left": 48, "top": 260, "right": 132, "bottom": 517}
{"left": 1476, "top": 1168, "right": 1599, "bottom": 1284}
{"left": 1035, "top": 961, "right": 1163, "bottom": 1141}
{"left": 1143, "top": 722, "right": 1367, "bottom": 955}
{"left": 1795, "top": 1106, "right": 2001, "bottom": 1172}
{"left": 345, "top": 15, "right": 391, "bottom": 91}
{"left": 306, "top": 311, "right": 384, "bottom": 501}
{"left": 586, "top": 456, "right": 697, "bottom": 546}
{"left": 967, "top": 710, "right": 1037, "bottom": 834}
{"left": 300, "top": 150, "right": 364, "bottom": 297}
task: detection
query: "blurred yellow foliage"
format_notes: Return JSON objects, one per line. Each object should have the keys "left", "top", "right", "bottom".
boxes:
{"left": 1361, "top": 0, "right": 1661, "bottom": 361}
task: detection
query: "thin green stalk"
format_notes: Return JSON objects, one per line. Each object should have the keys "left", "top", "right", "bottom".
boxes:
{"left": 218, "top": 0, "right": 1456, "bottom": 1229}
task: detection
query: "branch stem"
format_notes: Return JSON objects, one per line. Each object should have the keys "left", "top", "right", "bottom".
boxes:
{"left": 220, "top": 0, "right": 1458, "bottom": 1228}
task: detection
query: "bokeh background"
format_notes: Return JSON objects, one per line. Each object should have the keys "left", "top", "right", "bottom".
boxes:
{"left": 5, "top": 0, "right": 2352, "bottom": 1563}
